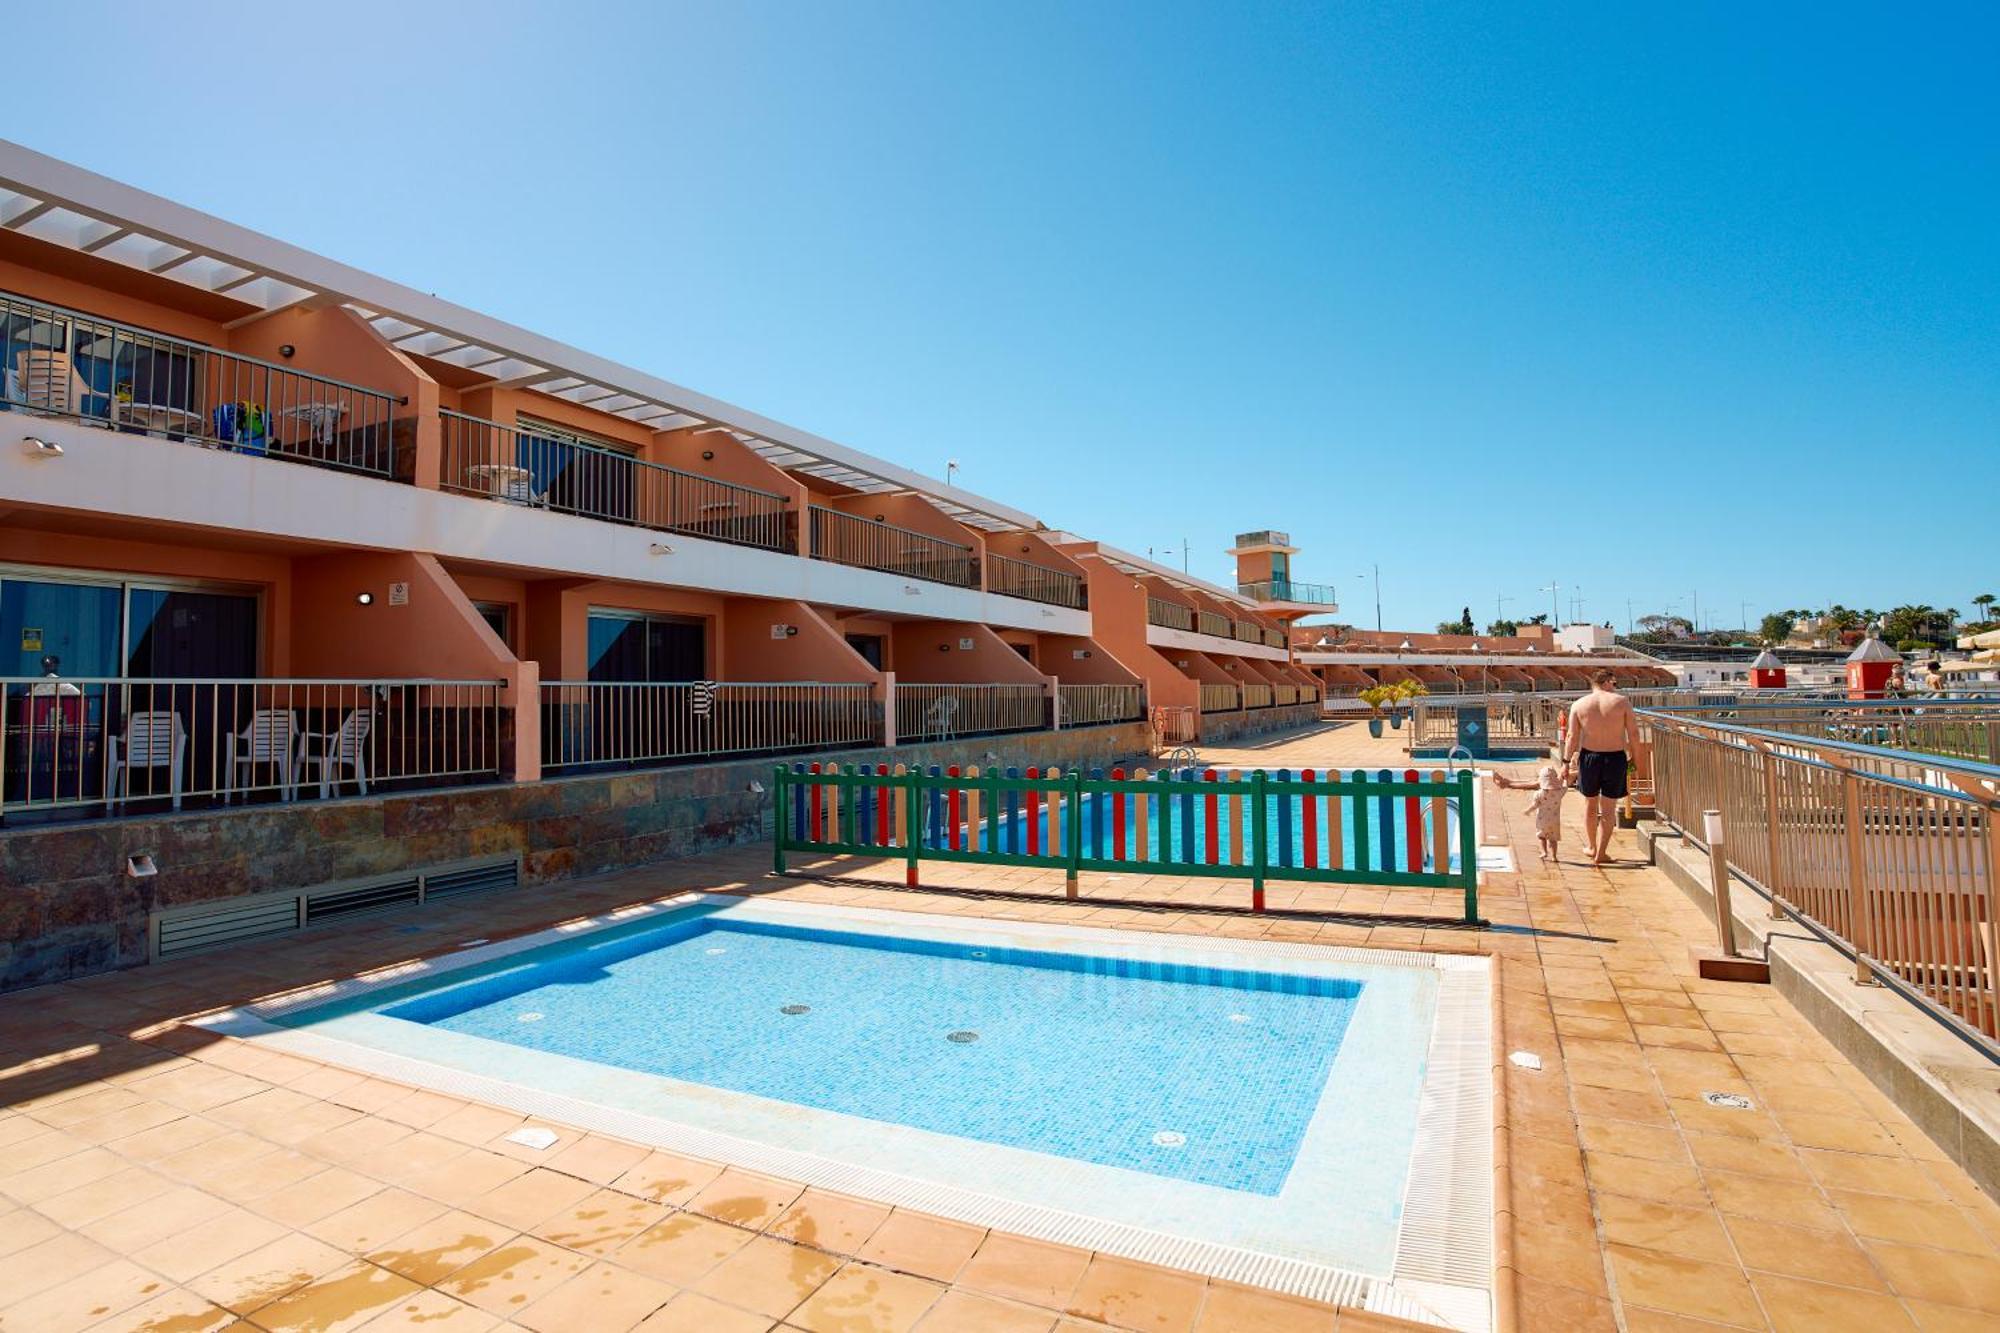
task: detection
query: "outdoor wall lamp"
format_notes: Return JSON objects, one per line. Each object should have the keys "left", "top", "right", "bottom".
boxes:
{"left": 278, "top": 344, "right": 295, "bottom": 359}
{"left": 649, "top": 543, "right": 674, "bottom": 555}
{"left": 355, "top": 592, "right": 374, "bottom": 606}
{"left": 21, "top": 436, "right": 62, "bottom": 457}
{"left": 701, "top": 450, "right": 714, "bottom": 460}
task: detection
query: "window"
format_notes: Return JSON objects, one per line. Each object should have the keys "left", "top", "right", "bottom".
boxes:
{"left": 474, "top": 601, "right": 513, "bottom": 650}
{"left": 516, "top": 415, "right": 637, "bottom": 520}
{"left": 587, "top": 611, "right": 706, "bottom": 683}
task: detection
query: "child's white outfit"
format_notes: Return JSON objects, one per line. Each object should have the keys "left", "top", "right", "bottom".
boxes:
{"left": 1526, "top": 782, "right": 1565, "bottom": 838}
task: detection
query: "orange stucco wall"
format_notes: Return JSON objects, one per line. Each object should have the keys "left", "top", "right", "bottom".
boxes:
{"left": 891, "top": 622, "right": 1047, "bottom": 685}
{"left": 291, "top": 552, "right": 514, "bottom": 679}
{"left": 1038, "top": 634, "right": 1143, "bottom": 685}
{"left": 719, "top": 600, "right": 880, "bottom": 684}
{"left": 1057, "top": 546, "right": 1198, "bottom": 710}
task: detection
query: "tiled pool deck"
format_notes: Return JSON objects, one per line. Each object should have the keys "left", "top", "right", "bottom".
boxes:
{"left": 3, "top": 723, "right": 1998, "bottom": 1331}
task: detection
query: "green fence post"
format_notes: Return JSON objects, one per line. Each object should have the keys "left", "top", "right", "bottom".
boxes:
{"left": 1065, "top": 769, "right": 1083, "bottom": 898}
{"left": 904, "top": 765, "right": 921, "bottom": 889}
{"left": 1458, "top": 769, "right": 1480, "bottom": 924}
{"left": 1251, "top": 768, "right": 1268, "bottom": 912}
{"left": 772, "top": 765, "right": 787, "bottom": 876}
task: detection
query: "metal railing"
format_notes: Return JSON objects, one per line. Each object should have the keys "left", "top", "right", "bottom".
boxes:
{"left": 2, "top": 289, "right": 402, "bottom": 477}
{"left": 1, "top": 677, "right": 503, "bottom": 816}
{"left": 1057, "top": 684, "right": 1146, "bottom": 727}
{"left": 1196, "top": 610, "right": 1231, "bottom": 639}
{"left": 1645, "top": 710, "right": 2000, "bottom": 1054}
{"left": 1274, "top": 684, "right": 1300, "bottom": 707}
{"left": 1264, "top": 628, "right": 1287, "bottom": 649}
{"left": 808, "top": 506, "right": 979, "bottom": 587}
{"left": 896, "top": 683, "right": 1046, "bottom": 741}
{"left": 1147, "top": 597, "right": 1195, "bottom": 632}
{"left": 1651, "top": 698, "right": 2000, "bottom": 767}
{"left": 1238, "top": 579, "right": 1341, "bottom": 606}
{"left": 986, "top": 553, "right": 1086, "bottom": 609}
{"left": 1200, "top": 682, "right": 1240, "bottom": 714}
{"left": 439, "top": 411, "right": 792, "bottom": 552}
{"left": 1232, "top": 620, "right": 1262, "bottom": 644}
{"left": 1242, "top": 682, "right": 1276, "bottom": 709}
{"left": 540, "top": 681, "right": 878, "bottom": 771}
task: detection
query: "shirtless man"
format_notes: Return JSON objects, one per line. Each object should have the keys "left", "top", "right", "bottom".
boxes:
{"left": 1564, "top": 667, "right": 1637, "bottom": 865}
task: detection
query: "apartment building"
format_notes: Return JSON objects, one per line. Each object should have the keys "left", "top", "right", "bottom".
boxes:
{"left": 0, "top": 141, "right": 1318, "bottom": 828}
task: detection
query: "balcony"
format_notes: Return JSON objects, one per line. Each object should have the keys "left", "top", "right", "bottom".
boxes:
{"left": 2, "top": 289, "right": 402, "bottom": 477}
{"left": 1197, "top": 610, "right": 1231, "bottom": 639}
{"left": 439, "top": 411, "right": 794, "bottom": 553}
{"left": 809, "top": 505, "right": 979, "bottom": 588}
{"left": 1056, "top": 684, "right": 1145, "bottom": 727}
{"left": 985, "top": 553, "right": 1086, "bottom": 609}
{"left": 2, "top": 676, "right": 504, "bottom": 818}
{"left": 1238, "top": 579, "right": 1341, "bottom": 606}
{"left": 541, "top": 681, "right": 877, "bottom": 771}
{"left": 1146, "top": 597, "right": 1195, "bottom": 632}
{"left": 1232, "top": 620, "right": 1263, "bottom": 644}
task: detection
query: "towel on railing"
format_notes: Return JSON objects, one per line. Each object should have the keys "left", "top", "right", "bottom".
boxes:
{"left": 212, "top": 402, "right": 270, "bottom": 455}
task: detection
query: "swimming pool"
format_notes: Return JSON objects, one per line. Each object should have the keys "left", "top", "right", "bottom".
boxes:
{"left": 213, "top": 898, "right": 1493, "bottom": 1327}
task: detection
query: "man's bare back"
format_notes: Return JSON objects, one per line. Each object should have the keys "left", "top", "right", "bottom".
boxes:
{"left": 1568, "top": 687, "right": 1635, "bottom": 752}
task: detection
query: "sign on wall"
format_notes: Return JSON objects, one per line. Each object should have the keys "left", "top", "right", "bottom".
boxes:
{"left": 388, "top": 582, "right": 410, "bottom": 606}
{"left": 958, "top": 637, "right": 975, "bottom": 650}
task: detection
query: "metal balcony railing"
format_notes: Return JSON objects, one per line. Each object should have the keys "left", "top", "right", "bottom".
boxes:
{"left": 1, "top": 676, "right": 504, "bottom": 816}
{"left": 1147, "top": 597, "right": 1194, "bottom": 632}
{"left": 541, "top": 681, "right": 878, "bottom": 771}
{"left": 1232, "top": 620, "right": 1262, "bottom": 644}
{"left": 1057, "top": 684, "right": 1146, "bottom": 727}
{"left": 1199, "top": 682, "right": 1241, "bottom": 714}
{"left": 1197, "top": 610, "right": 1231, "bottom": 639}
{"left": 439, "top": 412, "right": 793, "bottom": 552}
{"left": 809, "top": 506, "right": 979, "bottom": 588}
{"left": 1, "top": 289, "right": 402, "bottom": 476}
{"left": 1241, "top": 682, "right": 1275, "bottom": 709}
{"left": 1238, "top": 579, "right": 1340, "bottom": 606}
{"left": 1264, "top": 628, "right": 1288, "bottom": 649}
{"left": 896, "top": 684, "right": 1046, "bottom": 741}
{"left": 986, "top": 553, "right": 1086, "bottom": 609}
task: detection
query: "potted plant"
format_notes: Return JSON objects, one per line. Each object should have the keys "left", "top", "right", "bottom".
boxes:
{"left": 1358, "top": 684, "right": 1393, "bottom": 737}
{"left": 1389, "top": 678, "right": 1429, "bottom": 729}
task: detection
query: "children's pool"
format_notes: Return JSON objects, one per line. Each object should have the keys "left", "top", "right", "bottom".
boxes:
{"left": 213, "top": 898, "right": 1493, "bottom": 1325}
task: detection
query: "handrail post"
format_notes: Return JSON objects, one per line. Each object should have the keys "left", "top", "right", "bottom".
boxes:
{"left": 1758, "top": 743, "right": 1786, "bottom": 920}
{"left": 1841, "top": 766, "right": 1872, "bottom": 985}
{"left": 1251, "top": 768, "right": 1268, "bottom": 913}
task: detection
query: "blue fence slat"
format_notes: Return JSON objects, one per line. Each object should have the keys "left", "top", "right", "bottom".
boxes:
{"left": 1003, "top": 767, "right": 1021, "bottom": 853}
{"left": 927, "top": 766, "right": 943, "bottom": 849}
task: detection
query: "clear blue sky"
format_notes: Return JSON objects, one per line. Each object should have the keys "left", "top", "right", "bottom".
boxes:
{"left": 10, "top": 2, "right": 1996, "bottom": 632}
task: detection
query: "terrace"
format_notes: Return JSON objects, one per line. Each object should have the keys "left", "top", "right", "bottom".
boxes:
{"left": 8, "top": 721, "right": 1997, "bottom": 1333}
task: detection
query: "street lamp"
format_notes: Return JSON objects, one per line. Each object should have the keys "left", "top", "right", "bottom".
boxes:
{"left": 1540, "top": 581, "right": 1561, "bottom": 625}
{"left": 1357, "top": 565, "right": 1382, "bottom": 632}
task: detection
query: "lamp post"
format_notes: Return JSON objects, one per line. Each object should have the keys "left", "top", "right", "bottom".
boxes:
{"left": 1540, "top": 581, "right": 1561, "bottom": 625}
{"left": 1357, "top": 565, "right": 1382, "bottom": 632}
{"left": 946, "top": 460, "right": 960, "bottom": 488}
{"left": 1496, "top": 593, "right": 1513, "bottom": 629}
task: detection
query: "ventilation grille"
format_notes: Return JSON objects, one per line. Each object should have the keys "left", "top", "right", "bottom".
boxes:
{"left": 151, "top": 855, "right": 522, "bottom": 962}
{"left": 425, "top": 859, "right": 519, "bottom": 900}
{"left": 157, "top": 897, "right": 302, "bottom": 960}
{"left": 305, "top": 876, "right": 421, "bottom": 923}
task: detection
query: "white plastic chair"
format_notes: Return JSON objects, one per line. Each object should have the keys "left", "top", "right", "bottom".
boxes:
{"left": 225, "top": 709, "right": 300, "bottom": 802}
{"left": 923, "top": 695, "right": 959, "bottom": 740}
{"left": 14, "top": 349, "right": 95, "bottom": 417}
{"left": 299, "top": 710, "right": 372, "bottom": 797}
{"left": 110, "top": 710, "right": 187, "bottom": 811}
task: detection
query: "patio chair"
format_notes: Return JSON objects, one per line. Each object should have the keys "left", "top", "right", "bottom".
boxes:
{"left": 13, "top": 349, "right": 95, "bottom": 418}
{"left": 109, "top": 710, "right": 187, "bottom": 811}
{"left": 225, "top": 709, "right": 300, "bottom": 802}
{"left": 298, "top": 709, "right": 373, "bottom": 798}
{"left": 923, "top": 695, "right": 959, "bottom": 740}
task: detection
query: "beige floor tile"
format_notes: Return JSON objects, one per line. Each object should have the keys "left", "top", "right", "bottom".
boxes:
{"left": 253, "top": 1165, "right": 386, "bottom": 1229}
{"left": 364, "top": 1209, "right": 512, "bottom": 1286}
{"left": 35, "top": 1165, "right": 175, "bottom": 1229}
{"left": 1860, "top": 1240, "right": 2000, "bottom": 1314}
{"left": 401, "top": 1148, "right": 528, "bottom": 1208}
{"left": 75, "top": 1183, "right": 233, "bottom": 1252}
{"left": 135, "top": 1204, "right": 290, "bottom": 1282}
{"left": 613, "top": 1151, "right": 724, "bottom": 1207}
{"left": 689, "top": 1168, "right": 805, "bottom": 1230}
{"left": 955, "top": 1234, "right": 1088, "bottom": 1310}
{"left": 1063, "top": 1255, "right": 1204, "bottom": 1333}
{"left": 438, "top": 1237, "right": 593, "bottom": 1314}
{"left": 308, "top": 1188, "right": 450, "bottom": 1253}
{"left": 1723, "top": 1215, "right": 1887, "bottom": 1291}
{"left": 86, "top": 1287, "right": 238, "bottom": 1331}
{"left": 1829, "top": 1191, "right": 1998, "bottom": 1255}
{"left": 0, "top": 1256, "right": 165, "bottom": 1331}
{"left": 351, "top": 1286, "right": 503, "bottom": 1331}
{"left": 694, "top": 1234, "right": 840, "bottom": 1320}
{"left": 0, "top": 1205, "right": 61, "bottom": 1258}
{"left": 1190, "top": 1280, "right": 1337, "bottom": 1332}
{"left": 246, "top": 1259, "right": 424, "bottom": 1333}
{"left": 790, "top": 1261, "right": 945, "bottom": 1333}
{"left": 469, "top": 1167, "right": 601, "bottom": 1232}
{"left": 1605, "top": 1244, "right": 1764, "bottom": 1329}
{"left": 515, "top": 1258, "right": 676, "bottom": 1332}
{"left": 767, "top": 1190, "right": 893, "bottom": 1256}
{"left": 859, "top": 1213, "right": 988, "bottom": 1285}
{"left": 634, "top": 1289, "right": 775, "bottom": 1332}
{"left": 615, "top": 1212, "right": 756, "bottom": 1285}
{"left": 1799, "top": 1149, "right": 1951, "bottom": 1201}
{"left": 1749, "top": 1272, "right": 1919, "bottom": 1332}
{"left": 543, "top": 1133, "right": 651, "bottom": 1185}
{"left": 188, "top": 1230, "right": 354, "bottom": 1313}
{"left": 531, "top": 1186, "right": 669, "bottom": 1255}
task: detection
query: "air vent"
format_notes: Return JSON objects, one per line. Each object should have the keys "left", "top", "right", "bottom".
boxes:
{"left": 156, "top": 897, "right": 302, "bottom": 960}
{"left": 423, "top": 858, "right": 519, "bottom": 900}
{"left": 304, "top": 876, "right": 421, "bottom": 923}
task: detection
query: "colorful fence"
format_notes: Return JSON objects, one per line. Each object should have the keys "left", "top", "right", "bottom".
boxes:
{"left": 772, "top": 762, "right": 1480, "bottom": 922}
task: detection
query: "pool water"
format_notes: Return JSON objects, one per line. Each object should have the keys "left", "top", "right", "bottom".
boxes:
{"left": 375, "top": 916, "right": 1361, "bottom": 1195}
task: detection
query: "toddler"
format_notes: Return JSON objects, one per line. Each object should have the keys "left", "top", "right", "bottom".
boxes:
{"left": 1496, "top": 764, "right": 1568, "bottom": 863}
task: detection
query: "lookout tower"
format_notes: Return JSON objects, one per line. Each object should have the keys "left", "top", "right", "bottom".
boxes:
{"left": 1228, "top": 529, "right": 1339, "bottom": 629}
{"left": 1845, "top": 636, "right": 1900, "bottom": 700}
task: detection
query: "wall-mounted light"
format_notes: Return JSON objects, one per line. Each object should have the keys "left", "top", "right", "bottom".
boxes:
{"left": 701, "top": 450, "right": 714, "bottom": 461}
{"left": 126, "top": 854, "right": 157, "bottom": 879}
{"left": 21, "top": 436, "right": 62, "bottom": 457}
{"left": 278, "top": 344, "right": 296, "bottom": 359}
{"left": 649, "top": 542, "right": 674, "bottom": 555}
{"left": 356, "top": 592, "right": 374, "bottom": 606}
{"left": 746, "top": 780, "right": 765, "bottom": 795}
{"left": 874, "top": 514, "right": 885, "bottom": 522}
{"left": 938, "top": 643, "right": 951, "bottom": 652}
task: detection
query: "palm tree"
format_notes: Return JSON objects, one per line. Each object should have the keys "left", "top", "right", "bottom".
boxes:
{"left": 1975, "top": 592, "right": 1996, "bottom": 623}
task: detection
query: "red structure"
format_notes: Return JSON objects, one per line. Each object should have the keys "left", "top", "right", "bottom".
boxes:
{"left": 1749, "top": 649, "right": 1787, "bottom": 689}
{"left": 1845, "top": 637, "right": 1900, "bottom": 700}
